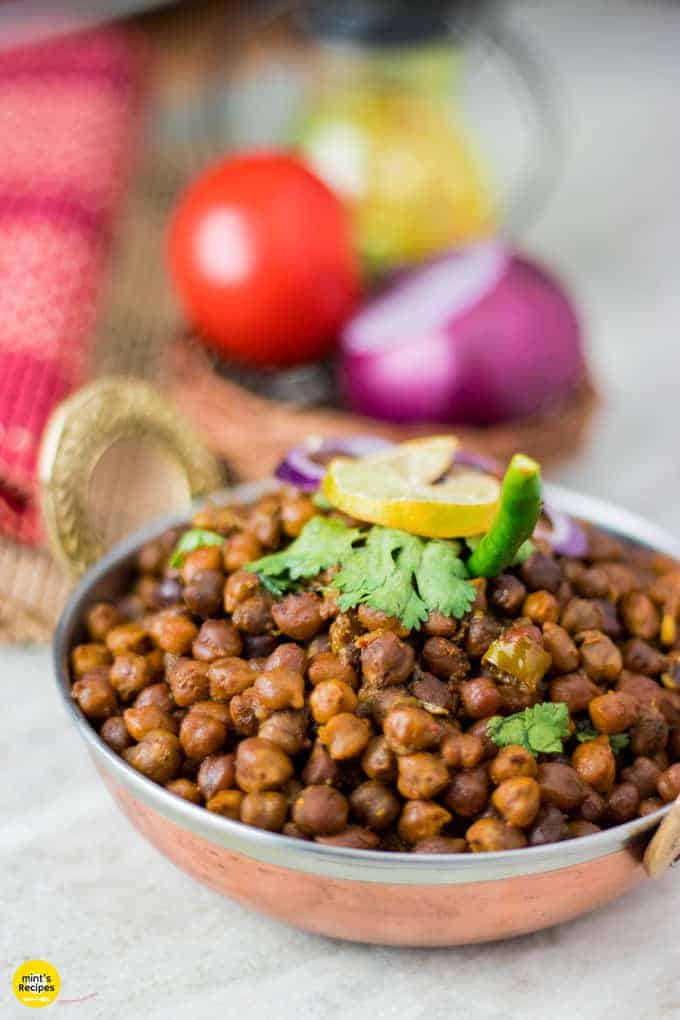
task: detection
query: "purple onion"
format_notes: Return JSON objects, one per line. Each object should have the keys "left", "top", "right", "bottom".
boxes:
{"left": 537, "top": 503, "right": 588, "bottom": 557}
{"left": 340, "top": 242, "right": 584, "bottom": 426}
{"left": 275, "top": 435, "right": 393, "bottom": 491}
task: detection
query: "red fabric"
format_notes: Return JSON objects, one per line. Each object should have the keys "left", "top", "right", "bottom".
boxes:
{"left": 0, "top": 28, "right": 144, "bottom": 545}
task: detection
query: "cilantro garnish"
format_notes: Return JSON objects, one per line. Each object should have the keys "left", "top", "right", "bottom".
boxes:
{"left": 170, "top": 528, "right": 225, "bottom": 568}
{"left": 247, "top": 517, "right": 475, "bottom": 629}
{"left": 248, "top": 517, "right": 363, "bottom": 597}
{"left": 575, "top": 728, "right": 630, "bottom": 754}
{"left": 487, "top": 703, "right": 571, "bottom": 755}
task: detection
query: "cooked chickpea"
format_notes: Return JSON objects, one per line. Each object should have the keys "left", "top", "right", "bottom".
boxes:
{"left": 124, "top": 705, "right": 177, "bottom": 741}
{"left": 488, "top": 574, "right": 527, "bottom": 615}
{"left": 192, "top": 619, "right": 242, "bottom": 662}
{"left": 537, "top": 762, "right": 585, "bottom": 812}
{"left": 397, "top": 753, "right": 449, "bottom": 800}
{"left": 254, "top": 668, "right": 305, "bottom": 713}
{"left": 109, "top": 653, "right": 151, "bottom": 702}
{"left": 658, "top": 763, "right": 680, "bottom": 802}
{"left": 619, "top": 591, "right": 660, "bottom": 641}
{"left": 621, "top": 757, "right": 662, "bottom": 799}
{"left": 383, "top": 705, "right": 441, "bottom": 754}
{"left": 86, "top": 602, "right": 124, "bottom": 641}
{"left": 232, "top": 594, "right": 274, "bottom": 635}
{"left": 229, "top": 688, "right": 259, "bottom": 737}
{"left": 197, "top": 753, "right": 236, "bottom": 800}
{"left": 309, "top": 679, "right": 358, "bottom": 723}
{"left": 148, "top": 612, "right": 197, "bottom": 654}
{"left": 528, "top": 804, "right": 567, "bottom": 845}
{"left": 460, "top": 677, "right": 502, "bottom": 720}
{"left": 265, "top": 643, "right": 307, "bottom": 675}
{"left": 422, "top": 610, "right": 458, "bottom": 637}
{"left": 206, "top": 789, "right": 244, "bottom": 819}
{"left": 361, "top": 736, "right": 397, "bottom": 781}
{"left": 466, "top": 818, "right": 527, "bottom": 852}
{"left": 572, "top": 737, "right": 616, "bottom": 793}
{"left": 123, "top": 729, "right": 182, "bottom": 783}
{"left": 293, "top": 785, "right": 349, "bottom": 836}
{"left": 71, "top": 643, "right": 112, "bottom": 676}
{"left": 361, "top": 632, "right": 415, "bottom": 688}
{"left": 223, "top": 568, "right": 260, "bottom": 612}
{"left": 349, "top": 781, "right": 400, "bottom": 831}
{"left": 489, "top": 745, "right": 537, "bottom": 783}
{"left": 522, "top": 590, "right": 560, "bottom": 625}
{"left": 578, "top": 630, "right": 623, "bottom": 681}
{"left": 134, "top": 682, "right": 173, "bottom": 712}
{"left": 441, "top": 732, "right": 485, "bottom": 769}
{"left": 235, "top": 737, "right": 293, "bottom": 792}
{"left": 422, "top": 637, "right": 469, "bottom": 681}
{"left": 639, "top": 796, "right": 664, "bottom": 817}
{"left": 166, "top": 779, "right": 202, "bottom": 804}
{"left": 223, "top": 532, "right": 263, "bottom": 572}
{"left": 441, "top": 766, "right": 490, "bottom": 817}
{"left": 549, "top": 672, "right": 601, "bottom": 714}
{"left": 271, "top": 592, "right": 324, "bottom": 641}
{"left": 566, "top": 820, "right": 601, "bottom": 838}
{"left": 179, "top": 708, "right": 228, "bottom": 759}
{"left": 318, "top": 713, "right": 372, "bottom": 760}
{"left": 542, "top": 623, "right": 579, "bottom": 674}
{"left": 240, "top": 791, "right": 289, "bottom": 831}
{"left": 258, "top": 710, "right": 309, "bottom": 755}
{"left": 589, "top": 691, "right": 637, "bottom": 734}
{"left": 605, "top": 782, "right": 641, "bottom": 824}
{"left": 315, "top": 827, "right": 380, "bottom": 849}
{"left": 492, "top": 777, "right": 541, "bottom": 827}
{"left": 72, "top": 674, "right": 118, "bottom": 721}
{"left": 398, "top": 801, "right": 452, "bottom": 844}
{"left": 168, "top": 657, "right": 209, "bottom": 707}
{"left": 105, "top": 622, "right": 148, "bottom": 657}
{"left": 100, "top": 715, "right": 132, "bottom": 754}
{"left": 301, "top": 740, "right": 341, "bottom": 786}
{"left": 308, "top": 651, "right": 358, "bottom": 689}
{"left": 560, "top": 598, "right": 604, "bottom": 634}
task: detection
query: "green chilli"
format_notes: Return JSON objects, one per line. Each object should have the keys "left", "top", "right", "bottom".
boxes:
{"left": 467, "top": 453, "right": 542, "bottom": 578}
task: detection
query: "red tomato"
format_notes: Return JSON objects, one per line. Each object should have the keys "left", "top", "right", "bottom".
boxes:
{"left": 168, "top": 152, "right": 361, "bottom": 368}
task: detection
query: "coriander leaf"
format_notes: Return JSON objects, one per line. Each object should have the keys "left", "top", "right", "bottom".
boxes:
{"left": 609, "top": 733, "right": 630, "bottom": 754}
{"left": 575, "top": 727, "right": 599, "bottom": 743}
{"left": 488, "top": 703, "right": 570, "bottom": 756}
{"left": 170, "top": 528, "right": 225, "bottom": 568}
{"left": 576, "top": 728, "right": 629, "bottom": 755}
{"left": 248, "top": 516, "right": 363, "bottom": 589}
{"left": 414, "top": 541, "right": 475, "bottom": 619}
{"left": 335, "top": 529, "right": 430, "bottom": 629}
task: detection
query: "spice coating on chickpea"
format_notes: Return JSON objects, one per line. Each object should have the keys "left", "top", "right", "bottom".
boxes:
{"left": 69, "top": 486, "right": 680, "bottom": 854}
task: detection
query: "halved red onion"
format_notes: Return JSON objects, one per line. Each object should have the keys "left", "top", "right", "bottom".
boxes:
{"left": 454, "top": 449, "right": 502, "bottom": 476}
{"left": 340, "top": 242, "right": 584, "bottom": 426}
{"left": 536, "top": 503, "right": 588, "bottom": 557}
{"left": 275, "top": 435, "right": 393, "bottom": 491}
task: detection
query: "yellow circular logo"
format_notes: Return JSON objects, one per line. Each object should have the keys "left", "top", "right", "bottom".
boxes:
{"left": 12, "top": 961, "right": 60, "bottom": 1009}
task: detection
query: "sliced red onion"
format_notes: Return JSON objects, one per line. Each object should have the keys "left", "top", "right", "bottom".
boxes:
{"left": 275, "top": 435, "right": 393, "bottom": 491}
{"left": 454, "top": 449, "right": 502, "bottom": 476}
{"left": 536, "top": 503, "right": 588, "bottom": 557}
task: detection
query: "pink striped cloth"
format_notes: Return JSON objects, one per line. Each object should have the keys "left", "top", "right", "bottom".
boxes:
{"left": 0, "top": 27, "right": 144, "bottom": 545}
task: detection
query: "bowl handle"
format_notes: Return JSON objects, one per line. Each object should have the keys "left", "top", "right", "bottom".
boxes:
{"left": 643, "top": 796, "right": 680, "bottom": 878}
{"left": 38, "top": 376, "right": 223, "bottom": 576}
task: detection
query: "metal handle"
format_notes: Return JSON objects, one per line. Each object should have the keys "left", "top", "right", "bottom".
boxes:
{"left": 38, "top": 376, "right": 223, "bottom": 576}
{"left": 644, "top": 796, "right": 680, "bottom": 878}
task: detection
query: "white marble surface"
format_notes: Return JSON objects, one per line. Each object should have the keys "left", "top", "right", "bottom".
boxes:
{"left": 3, "top": 2, "right": 680, "bottom": 1017}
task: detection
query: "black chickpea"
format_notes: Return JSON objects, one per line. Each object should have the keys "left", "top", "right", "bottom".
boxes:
{"left": 70, "top": 486, "right": 680, "bottom": 854}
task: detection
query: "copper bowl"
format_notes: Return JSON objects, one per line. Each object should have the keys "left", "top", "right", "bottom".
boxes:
{"left": 54, "top": 479, "right": 680, "bottom": 946}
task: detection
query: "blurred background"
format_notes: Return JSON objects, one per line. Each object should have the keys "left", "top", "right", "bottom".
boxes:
{"left": 0, "top": 0, "right": 678, "bottom": 640}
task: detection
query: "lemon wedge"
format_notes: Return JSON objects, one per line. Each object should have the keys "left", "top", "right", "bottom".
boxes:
{"left": 322, "top": 442, "right": 500, "bottom": 538}
{"left": 360, "top": 435, "right": 458, "bottom": 486}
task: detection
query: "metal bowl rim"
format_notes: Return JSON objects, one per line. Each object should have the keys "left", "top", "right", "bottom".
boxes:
{"left": 54, "top": 479, "right": 680, "bottom": 885}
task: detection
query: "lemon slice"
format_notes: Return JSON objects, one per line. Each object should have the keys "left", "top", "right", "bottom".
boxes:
{"left": 322, "top": 454, "right": 500, "bottom": 538}
{"left": 356, "top": 435, "right": 458, "bottom": 485}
